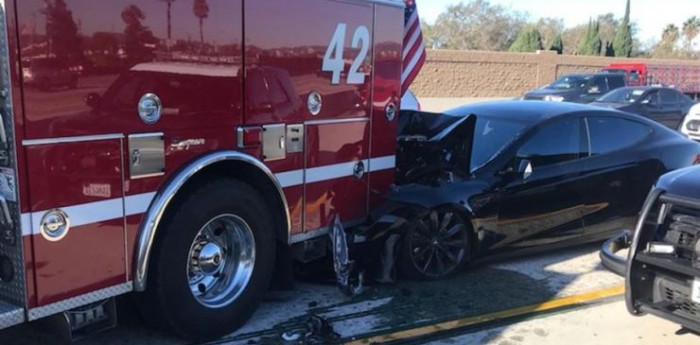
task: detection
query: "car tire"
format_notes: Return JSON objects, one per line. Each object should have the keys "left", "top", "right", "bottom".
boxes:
{"left": 398, "top": 208, "right": 472, "bottom": 281}
{"left": 135, "top": 178, "right": 276, "bottom": 341}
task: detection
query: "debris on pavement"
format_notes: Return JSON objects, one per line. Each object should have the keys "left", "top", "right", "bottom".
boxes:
{"left": 280, "top": 314, "right": 340, "bottom": 344}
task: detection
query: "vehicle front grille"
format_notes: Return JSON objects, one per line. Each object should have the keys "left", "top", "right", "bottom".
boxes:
{"left": 663, "top": 286, "right": 700, "bottom": 318}
{"left": 661, "top": 206, "right": 700, "bottom": 263}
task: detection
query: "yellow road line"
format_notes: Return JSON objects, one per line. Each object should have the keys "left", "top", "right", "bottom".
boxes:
{"left": 346, "top": 285, "right": 624, "bottom": 345}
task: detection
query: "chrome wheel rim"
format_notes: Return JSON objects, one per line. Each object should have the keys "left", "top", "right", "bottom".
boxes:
{"left": 408, "top": 210, "right": 468, "bottom": 278}
{"left": 187, "top": 214, "right": 256, "bottom": 308}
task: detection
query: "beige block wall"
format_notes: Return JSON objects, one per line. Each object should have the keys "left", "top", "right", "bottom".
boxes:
{"left": 412, "top": 49, "right": 700, "bottom": 98}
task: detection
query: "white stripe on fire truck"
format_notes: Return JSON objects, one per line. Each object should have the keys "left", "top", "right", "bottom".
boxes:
{"left": 275, "top": 155, "right": 396, "bottom": 188}
{"left": 20, "top": 192, "right": 157, "bottom": 237}
{"left": 18, "top": 156, "right": 395, "bottom": 236}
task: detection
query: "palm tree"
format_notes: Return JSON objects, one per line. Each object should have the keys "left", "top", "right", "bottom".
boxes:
{"left": 682, "top": 16, "right": 700, "bottom": 55}
{"left": 158, "top": 0, "right": 176, "bottom": 41}
{"left": 193, "top": 0, "right": 209, "bottom": 47}
{"left": 662, "top": 24, "right": 680, "bottom": 42}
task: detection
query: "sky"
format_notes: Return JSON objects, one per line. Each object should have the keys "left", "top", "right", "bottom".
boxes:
{"left": 417, "top": 0, "right": 700, "bottom": 44}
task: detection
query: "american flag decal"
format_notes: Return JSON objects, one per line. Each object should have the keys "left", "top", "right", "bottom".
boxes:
{"left": 402, "top": 0, "right": 426, "bottom": 95}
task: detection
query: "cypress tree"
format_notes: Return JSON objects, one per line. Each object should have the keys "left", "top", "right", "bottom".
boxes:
{"left": 550, "top": 33, "right": 563, "bottom": 54}
{"left": 613, "top": 0, "right": 633, "bottom": 57}
{"left": 509, "top": 28, "right": 543, "bottom": 52}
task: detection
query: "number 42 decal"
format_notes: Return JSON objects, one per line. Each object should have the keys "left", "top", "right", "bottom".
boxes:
{"left": 322, "top": 23, "right": 370, "bottom": 85}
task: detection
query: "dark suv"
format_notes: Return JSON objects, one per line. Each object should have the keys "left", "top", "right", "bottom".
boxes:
{"left": 602, "top": 164, "right": 700, "bottom": 333}
{"left": 524, "top": 73, "right": 627, "bottom": 103}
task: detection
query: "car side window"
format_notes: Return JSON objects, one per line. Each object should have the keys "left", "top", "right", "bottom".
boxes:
{"left": 586, "top": 117, "right": 653, "bottom": 155}
{"left": 517, "top": 118, "right": 582, "bottom": 168}
{"left": 659, "top": 89, "right": 678, "bottom": 104}
{"left": 607, "top": 76, "right": 625, "bottom": 89}
{"left": 629, "top": 71, "right": 640, "bottom": 83}
{"left": 588, "top": 76, "right": 608, "bottom": 94}
{"left": 641, "top": 91, "right": 659, "bottom": 105}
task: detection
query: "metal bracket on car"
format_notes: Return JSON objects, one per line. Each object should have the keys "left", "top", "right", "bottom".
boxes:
{"left": 133, "top": 151, "right": 291, "bottom": 292}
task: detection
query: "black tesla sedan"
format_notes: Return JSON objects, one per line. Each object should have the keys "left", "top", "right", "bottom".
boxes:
{"left": 382, "top": 101, "right": 700, "bottom": 280}
{"left": 590, "top": 86, "right": 696, "bottom": 130}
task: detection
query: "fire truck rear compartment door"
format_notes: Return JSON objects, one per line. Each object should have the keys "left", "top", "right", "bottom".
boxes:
{"left": 25, "top": 139, "right": 127, "bottom": 308}
{"left": 245, "top": 0, "right": 374, "bottom": 233}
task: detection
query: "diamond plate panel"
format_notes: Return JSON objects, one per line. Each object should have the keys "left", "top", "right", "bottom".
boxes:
{"left": 28, "top": 282, "right": 132, "bottom": 321}
{"left": 0, "top": 0, "right": 26, "bottom": 309}
{"left": 0, "top": 301, "right": 24, "bottom": 330}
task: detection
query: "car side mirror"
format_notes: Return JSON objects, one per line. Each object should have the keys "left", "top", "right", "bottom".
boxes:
{"left": 85, "top": 92, "right": 101, "bottom": 108}
{"left": 518, "top": 159, "right": 533, "bottom": 180}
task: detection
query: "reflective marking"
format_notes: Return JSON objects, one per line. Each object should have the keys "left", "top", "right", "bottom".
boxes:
{"left": 19, "top": 156, "right": 395, "bottom": 236}
{"left": 22, "top": 133, "right": 124, "bottom": 146}
{"left": 22, "top": 192, "right": 156, "bottom": 237}
{"left": 20, "top": 213, "right": 31, "bottom": 237}
{"left": 276, "top": 169, "right": 304, "bottom": 188}
{"left": 125, "top": 192, "right": 157, "bottom": 216}
{"left": 275, "top": 155, "right": 395, "bottom": 188}
{"left": 306, "top": 160, "right": 366, "bottom": 184}
{"left": 368, "top": 155, "right": 396, "bottom": 172}
{"left": 346, "top": 285, "right": 624, "bottom": 344}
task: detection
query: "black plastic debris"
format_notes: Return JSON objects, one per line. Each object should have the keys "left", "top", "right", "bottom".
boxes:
{"left": 280, "top": 315, "right": 340, "bottom": 344}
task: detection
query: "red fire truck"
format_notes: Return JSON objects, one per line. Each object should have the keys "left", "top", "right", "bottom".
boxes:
{"left": 0, "top": 0, "right": 408, "bottom": 341}
{"left": 602, "top": 62, "right": 700, "bottom": 98}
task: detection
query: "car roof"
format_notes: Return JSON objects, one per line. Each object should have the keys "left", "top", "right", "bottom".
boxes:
{"left": 445, "top": 100, "right": 612, "bottom": 124}
{"left": 613, "top": 86, "right": 675, "bottom": 92}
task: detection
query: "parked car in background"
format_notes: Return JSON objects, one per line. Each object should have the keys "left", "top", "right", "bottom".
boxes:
{"left": 21, "top": 57, "right": 80, "bottom": 91}
{"left": 590, "top": 86, "right": 695, "bottom": 130}
{"left": 389, "top": 101, "right": 700, "bottom": 280}
{"left": 601, "top": 165, "right": 700, "bottom": 334}
{"left": 523, "top": 73, "right": 627, "bottom": 104}
{"left": 680, "top": 103, "right": 700, "bottom": 140}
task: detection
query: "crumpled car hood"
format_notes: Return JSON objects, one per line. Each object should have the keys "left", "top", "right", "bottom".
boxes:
{"left": 396, "top": 110, "right": 475, "bottom": 185}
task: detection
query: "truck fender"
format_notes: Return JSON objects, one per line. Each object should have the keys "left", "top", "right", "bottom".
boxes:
{"left": 133, "top": 150, "right": 290, "bottom": 292}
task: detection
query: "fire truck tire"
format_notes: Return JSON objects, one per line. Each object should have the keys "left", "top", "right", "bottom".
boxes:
{"left": 398, "top": 208, "right": 472, "bottom": 281}
{"left": 136, "top": 178, "right": 276, "bottom": 341}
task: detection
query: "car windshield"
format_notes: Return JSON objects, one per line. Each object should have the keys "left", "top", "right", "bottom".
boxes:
{"left": 548, "top": 76, "right": 589, "bottom": 90}
{"left": 471, "top": 117, "right": 528, "bottom": 172}
{"left": 596, "top": 88, "right": 645, "bottom": 103}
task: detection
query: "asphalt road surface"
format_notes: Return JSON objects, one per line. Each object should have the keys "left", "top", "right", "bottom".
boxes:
{"left": 4, "top": 243, "right": 695, "bottom": 345}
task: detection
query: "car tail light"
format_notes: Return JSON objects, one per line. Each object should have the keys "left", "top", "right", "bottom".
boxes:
{"left": 237, "top": 126, "right": 262, "bottom": 148}
{"left": 693, "top": 154, "right": 700, "bottom": 165}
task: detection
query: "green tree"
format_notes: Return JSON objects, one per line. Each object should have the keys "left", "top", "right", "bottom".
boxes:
{"left": 428, "top": 0, "right": 527, "bottom": 51}
{"left": 613, "top": 0, "right": 633, "bottom": 57}
{"left": 682, "top": 16, "right": 700, "bottom": 57}
{"left": 193, "top": 0, "right": 209, "bottom": 46}
{"left": 122, "top": 4, "right": 157, "bottom": 63}
{"left": 509, "top": 28, "right": 543, "bottom": 52}
{"left": 550, "top": 33, "right": 563, "bottom": 54}
{"left": 579, "top": 19, "right": 602, "bottom": 55}
{"left": 158, "top": 0, "right": 176, "bottom": 41}
{"left": 605, "top": 41, "right": 615, "bottom": 56}
{"left": 42, "top": 0, "right": 82, "bottom": 59}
